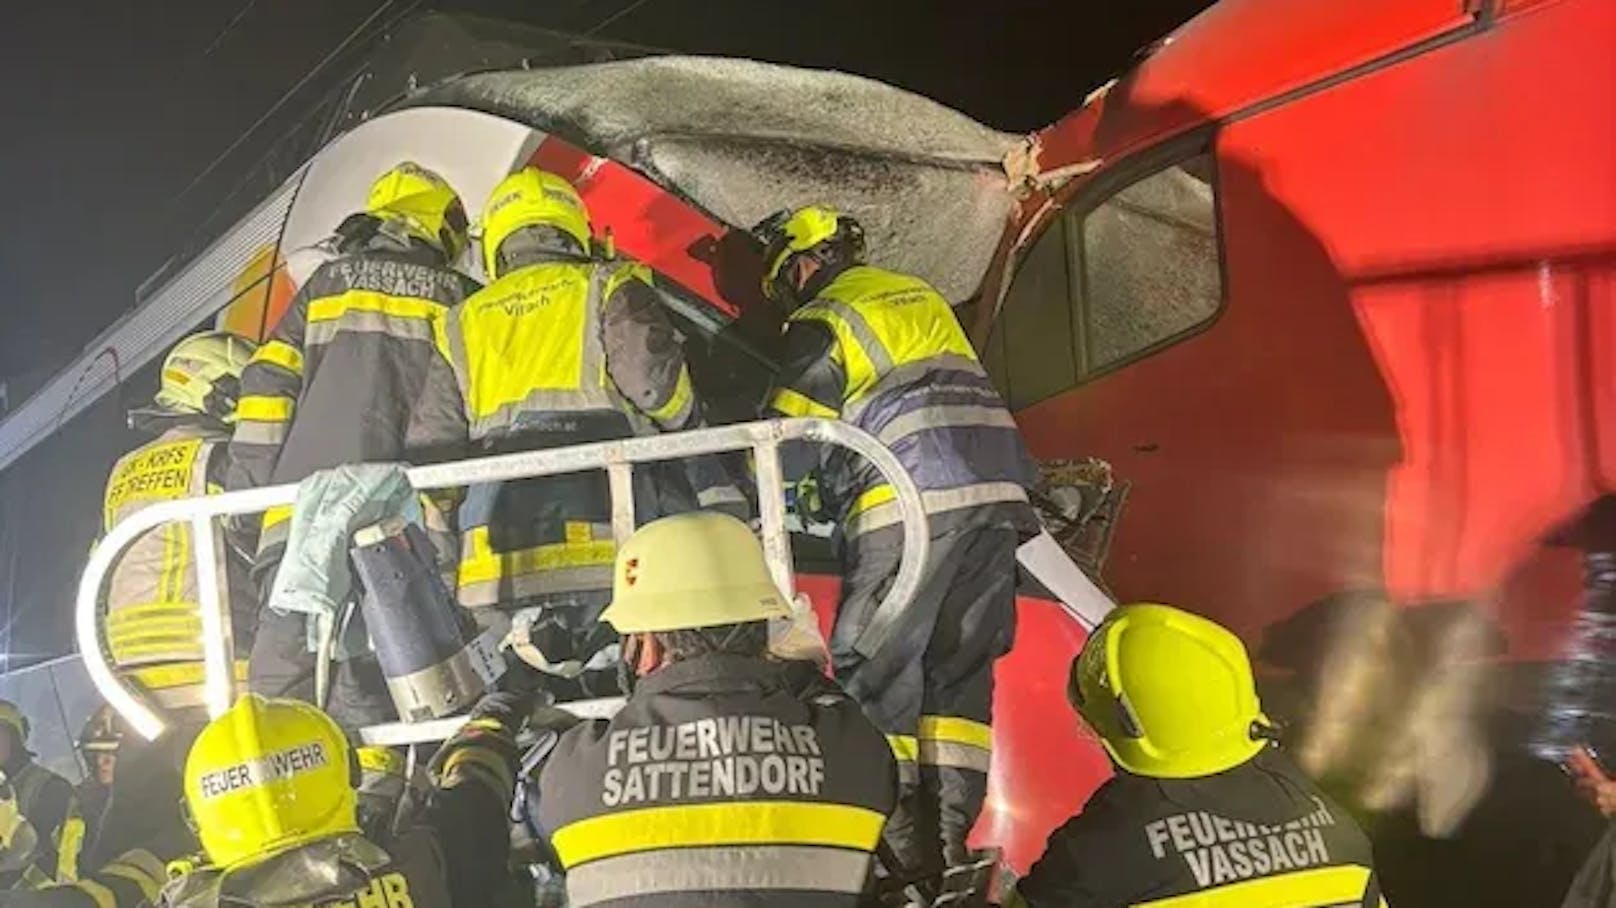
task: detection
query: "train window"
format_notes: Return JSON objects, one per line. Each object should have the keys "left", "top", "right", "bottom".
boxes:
{"left": 983, "top": 151, "right": 1221, "bottom": 409}
{"left": 1081, "top": 155, "right": 1221, "bottom": 371}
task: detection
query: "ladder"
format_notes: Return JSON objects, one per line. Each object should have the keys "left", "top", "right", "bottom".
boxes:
{"left": 76, "top": 418, "right": 931, "bottom": 743}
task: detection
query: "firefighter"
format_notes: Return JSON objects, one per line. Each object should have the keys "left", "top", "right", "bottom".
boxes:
{"left": 225, "top": 163, "right": 477, "bottom": 768}
{"left": 71, "top": 709, "right": 120, "bottom": 860}
{"left": 92, "top": 330, "right": 258, "bottom": 867}
{"left": 436, "top": 168, "right": 742, "bottom": 691}
{"left": 1007, "top": 604, "right": 1385, "bottom": 907}
{"left": 151, "top": 688, "right": 527, "bottom": 908}
{"left": 0, "top": 702, "right": 78, "bottom": 889}
{"left": 755, "top": 204, "right": 1040, "bottom": 879}
{"left": 535, "top": 511, "right": 896, "bottom": 906}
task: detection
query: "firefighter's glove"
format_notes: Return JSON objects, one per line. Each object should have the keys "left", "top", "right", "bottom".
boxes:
{"left": 468, "top": 688, "right": 538, "bottom": 737}
{"left": 431, "top": 707, "right": 525, "bottom": 797}
{"left": 792, "top": 473, "right": 828, "bottom": 523}
{"left": 769, "top": 593, "right": 829, "bottom": 667}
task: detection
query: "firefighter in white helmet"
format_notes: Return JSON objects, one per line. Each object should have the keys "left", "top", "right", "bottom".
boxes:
{"left": 1008, "top": 604, "right": 1384, "bottom": 907}
{"left": 533, "top": 511, "right": 895, "bottom": 906}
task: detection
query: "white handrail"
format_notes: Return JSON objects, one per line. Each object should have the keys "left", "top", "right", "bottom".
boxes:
{"left": 77, "top": 418, "right": 930, "bottom": 740}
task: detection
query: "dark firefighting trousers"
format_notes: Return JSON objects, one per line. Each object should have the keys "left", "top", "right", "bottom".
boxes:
{"left": 830, "top": 522, "right": 1019, "bottom": 876}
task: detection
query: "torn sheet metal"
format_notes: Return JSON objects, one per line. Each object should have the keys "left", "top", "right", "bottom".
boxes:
{"left": 409, "top": 56, "right": 1021, "bottom": 302}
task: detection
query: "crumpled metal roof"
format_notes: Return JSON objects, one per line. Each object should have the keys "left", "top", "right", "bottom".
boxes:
{"left": 409, "top": 55, "right": 1020, "bottom": 302}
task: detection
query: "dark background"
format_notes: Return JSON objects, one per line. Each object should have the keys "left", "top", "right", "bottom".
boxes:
{"left": 0, "top": 0, "right": 1210, "bottom": 398}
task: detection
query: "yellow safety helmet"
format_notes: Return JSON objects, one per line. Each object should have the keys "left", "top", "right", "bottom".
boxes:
{"left": 1069, "top": 603, "right": 1270, "bottom": 779}
{"left": 0, "top": 702, "right": 27, "bottom": 746}
{"left": 756, "top": 204, "right": 866, "bottom": 302}
{"left": 153, "top": 331, "right": 256, "bottom": 422}
{"left": 599, "top": 512, "right": 793, "bottom": 634}
{"left": 366, "top": 162, "right": 470, "bottom": 262}
{"left": 480, "top": 168, "right": 593, "bottom": 280}
{"left": 183, "top": 694, "right": 359, "bottom": 869}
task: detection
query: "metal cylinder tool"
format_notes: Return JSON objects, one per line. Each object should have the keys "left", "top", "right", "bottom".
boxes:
{"left": 351, "top": 516, "right": 507, "bottom": 722}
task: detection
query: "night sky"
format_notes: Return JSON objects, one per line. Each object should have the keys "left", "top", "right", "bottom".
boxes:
{"left": 0, "top": 0, "right": 1208, "bottom": 393}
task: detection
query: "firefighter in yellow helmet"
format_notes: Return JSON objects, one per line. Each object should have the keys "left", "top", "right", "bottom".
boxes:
{"left": 431, "top": 168, "right": 745, "bottom": 694}
{"left": 1008, "top": 604, "right": 1385, "bottom": 908}
{"left": 90, "top": 332, "right": 259, "bottom": 869}
{"left": 225, "top": 163, "right": 479, "bottom": 779}
{"left": 0, "top": 701, "right": 78, "bottom": 889}
{"left": 533, "top": 511, "right": 895, "bottom": 906}
{"left": 754, "top": 204, "right": 1040, "bottom": 880}
{"left": 155, "top": 687, "right": 528, "bottom": 908}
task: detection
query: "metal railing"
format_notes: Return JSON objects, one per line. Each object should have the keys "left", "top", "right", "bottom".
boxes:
{"left": 77, "top": 418, "right": 930, "bottom": 741}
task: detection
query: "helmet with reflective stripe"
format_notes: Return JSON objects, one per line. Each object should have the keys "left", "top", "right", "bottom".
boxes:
{"left": 480, "top": 168, "right": 592, "bottom": 280}
{"left": 77, "top": 705, "right": 123, "bottom": 755}
{"left": 599, "top": 512, "right": 793, "bottom": 633}
{"left": 153, "top": 331, "right": 256, "bottom": 422}
{"left": 756, "top": 204, "right": 866, "bottom": 302}
{"left": 1068, "top": 603, "right": 1269, "bottom": 779}
{"left": 184, "top": 694, "right": 358, "bottom": 869}
{"left": 0, "top": 702, "right": 27, "bottom": 746}
{"left": 366, "top": 161, "right": 470, "bottom": 262}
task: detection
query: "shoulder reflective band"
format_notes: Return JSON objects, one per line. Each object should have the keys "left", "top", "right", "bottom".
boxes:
{"left": 252, "top": 341, "right": 304, "bottom": 376}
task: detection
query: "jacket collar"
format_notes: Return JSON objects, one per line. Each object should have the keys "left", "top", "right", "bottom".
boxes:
{"left": 630, "top": 652, "right": 787, "bottom": 698}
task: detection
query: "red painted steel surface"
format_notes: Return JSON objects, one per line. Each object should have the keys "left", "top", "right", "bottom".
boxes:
{"left": 524, "top": 137, "right": 742, "bottom": 317}
{"left": 1033, "top": 0, "right": 1474, "bottom": 168}
{"left": 800, "top": 573, "right": 1104, "bottom": 874}
{"left": 1013, "top": 0, "right": 1615, "bottom": 662}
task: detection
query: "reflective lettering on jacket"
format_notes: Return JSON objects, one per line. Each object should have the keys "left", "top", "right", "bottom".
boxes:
{"left": 319, "top": 871, "right": 415, "bottom": 908}
{"left": 538, "top": 655, "right": 897, "bottom": 907}
{"left": 441, "top": 259, "right": 715, "bottom": 608}
{"left": 766, "top": 265, "right": 1038, "bottom": 536}
{"left": 158, "top": 833, "right": 456, "bottom": 908}
{"left": 101, "top": 426, "right": 231, "bottom": 709}
{"left": 224, "top": 244, "right": 476, "bottom": 565}
{"left": 1015, "top": 754, "right": 1386, "bottom": 908}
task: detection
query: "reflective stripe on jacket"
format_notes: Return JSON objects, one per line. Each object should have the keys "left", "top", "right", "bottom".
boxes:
{"left": 15, "top": 849, "right": 167, "bottom": 908}
{"left": 766, "top": 264, "right": 1038, "bottom": 537}
{"left": 224, "top": 242, "right": 477, "bottom": 564}
{"left": 439, "top": 258, "right": 722, "bottom": 608}
{"left": 8, "top": 762, "right": 77, "bottom": 889}
{"left": 1014, "top": 750, "right": 1385, "bottom": 908}
{"left": 101, "top": 425, "right": 249, "bottom": 713}
{"left": 538, "top": 654, "right": 896, "bottom": 907}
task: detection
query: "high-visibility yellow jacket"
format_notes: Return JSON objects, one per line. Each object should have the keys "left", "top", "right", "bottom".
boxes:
{"left": 538, "top": 655, "right": 896, "bottom": 907}
{"left": 766, "top": 264, "right": 1038, "bottom": 538}
{"left": 101, "top": 423, "right": 253, "bottom": 714}
{"left": 437, "top": 254, "right": 740, "bottom": 609}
